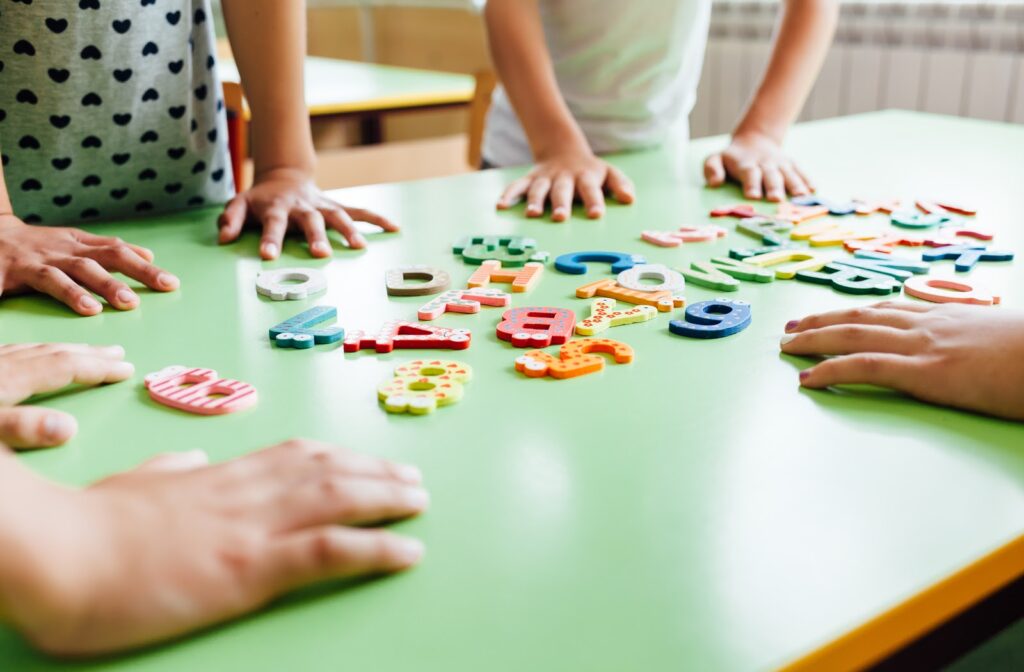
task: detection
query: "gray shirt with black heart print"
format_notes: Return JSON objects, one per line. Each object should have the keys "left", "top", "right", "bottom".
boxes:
{"left": 0, "top": 0, "right": 234, "bottom": 225}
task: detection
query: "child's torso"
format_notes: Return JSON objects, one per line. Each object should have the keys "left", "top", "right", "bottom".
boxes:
{"left": 0, "top": 0, "right": 233, "bottom": 225}
{"left": 484, "top": 0, "right": 712, "bottom": 166}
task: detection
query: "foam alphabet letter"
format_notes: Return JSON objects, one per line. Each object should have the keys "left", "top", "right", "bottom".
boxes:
{"left": 553, "top": 251, "right": 646, "bottom": 275}
{"left": 616, "top": 264, "right": 686, "bottom": 293}
{"left": 496, "top": 307, "right": 576, "bottom": 347}
{"left": 144, "top": 366, "right": 258, "bottom": 415}
{"left": 575, "top": 298, "right": 657, "bottom": 336}
{"left": 575, "top": 278, "right": 684, "bottom": 312}
{"left": 466, "top": 259, "right": 544, "bottom": 292}
{"left": 903, "top": 276, "right": 1001, "bottom": 306}
{"left": 417, "top": 288, "right": 511, "bottom": 320}
{"left": 452, "top": 235, "right": 548, "bottom": 266}
{"left": 668, "top": 299, "right": 752, "bottom": 339}
{"left": 385, "top": 266, "right": 451, "bottom": 296}
{"left": 707, "top": 257, "right": 775, "bottom": 283}
{"left": 681, "top": 261, "right": 740, "bottom": 291}
{"left": 256, "top": 267, "right": 327, "bottom": 301}
{"left": 921, "top": 245, "right": 1014, "bottom": 272}
{"left": 515, "top": 338, "right": 634, "bottom": 379}
{"left": 795, "top": 263, "right": 901, "bottom": 295}
{"left": 344, "top": 321, "right": 471, "bottom": 353}
{"left": 742, "top": 249, "right": 830, "bottom": 279}
{"left": 377, "top": 359, "right": 472, "bottom": 415}
{"left": 269, "top": 305, "right": 345, "bottom": 349}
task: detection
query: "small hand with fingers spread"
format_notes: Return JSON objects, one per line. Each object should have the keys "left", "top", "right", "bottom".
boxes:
{"left": 0, "top": 343, "right": 134, "bottom": 449}
{"left": 780, "top": 301, "right": 1024, "bottom": 421}
{"left": 704, "top": 131, "right": 813, "bottom": 202}
{"left": 496, "top": 151, "right": 635, "bottom": 222}
{"left": 0, "top": 215, "right": 179, "bottom": 316}
{"left": 217, "top": 168, "right": 399, "bottom": 260}
{"left": 2, "top": 439, "right": 427, "bottom": 657}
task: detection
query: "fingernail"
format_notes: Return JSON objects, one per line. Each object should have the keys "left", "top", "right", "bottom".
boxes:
{"left": 395, "top": 464, "right": 422, "bottom": 484}
{"left": 116, "top": 289, "right": 138, "bottom": 306}
{"left": 785, "top": 320, "right": 800, "bottom": 332}
{"left": 799, "top": 370, "right": 810, "bottom": 382}
{"left": 43, "top": 414, "right": 75, "bottom": 442}
{"left": 311, "top": 241, "right": 331, "bottom": 256}
{"left": 352, "top": 234, "right": 366, "bottom": 247}
{"left": 79, "top": 295, "right": 102, "bottom": 313}
{"left": 404, "top": 488, "right": 430, "bottom": 510}
{"left": 779, "top": 334, "right": 796, "bottom": 346}
{"left": 588, "top": 207, "right": 604, "bottom": 218}
{"left": 553, "top": 207, "right": 567, "bottom": 219}
{"left": 111, "top": 361, "right": 136, "bottom": 378}
{"left": 157, "top": 272, "right": 179, "bottom": 290}
{"left": 394, "top": 538, "right": 425, "bottom": 566}
{"left": 101, "top": 344, "right": 126, "bottom": 357}
{"left": 262, "top": 243, "right": 279, "bottom": 258}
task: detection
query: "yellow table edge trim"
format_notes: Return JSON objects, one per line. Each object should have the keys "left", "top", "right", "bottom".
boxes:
{"left": 235, "top": 90, "right": 473, "bottom": 121}
{"left": 780, "top": 533, "right": 1024, "bottom": 672}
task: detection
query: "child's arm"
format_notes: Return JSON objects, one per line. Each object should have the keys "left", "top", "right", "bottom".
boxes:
{"left": 0, "top": 439, "right": 426, "bottom": 656}
{"left": 216, "top": 0, "right": 399, "bottom": 260}
{"left": 0, "top": 147, "right": 179, "bottom": 316}
{"left": 780, "top": 302, "right": 1024, "bottom": 421}
{"left": 704, "top": 0, "right": 839, "bottom": 200}
{"left": 0, "top": 344, "right": 134, "bottom": 449}
{"left": 485, "top": 0, "right": 635, "bottom": 222}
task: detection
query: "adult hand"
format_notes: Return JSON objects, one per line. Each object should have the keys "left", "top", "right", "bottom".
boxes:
{"left": 780, "top": 301, "right": 1024, "bottom": 421}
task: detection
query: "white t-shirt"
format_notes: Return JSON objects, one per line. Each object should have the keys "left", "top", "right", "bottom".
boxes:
{"left": 482, "top": 0, "right": 712, "bottom": 167}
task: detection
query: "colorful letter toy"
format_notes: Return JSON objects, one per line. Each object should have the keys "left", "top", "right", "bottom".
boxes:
{"left": 791, "top": 195, "right": 855, "bottom": 216}
{"left": 269, "top": 306, "right": 344, "bottom": 349}
{"left": 903, "top": 276, "right": 1000, "bottom": 306}
{"left": 790, "top": 218, "right": 840, "bottom": 240}
{"left": 809, "top": 228, "right": 880, "bottom": 247}
{"left": 934, "top": 200, "right": 977, "bottom": 216}
{"left": 776, "top": 202, "right": 828, "bottom": 223}
{"left": 575, "top": 298, "right": 657, "bottom": 336}
{"left": 795, "top": 263, "right": 901, "bottom": 295}
{"left": 417, "top": 288, "right": 510, "bottom": 320}
{"left": 729, "top": 243, "right": 798, "bottom": 260}
{"left": 385, "top": 266, "right": 451, "bottom": 297}
{"left": 144, "top": 366, "right": 257, "bottom": 415}
{"left": 575, "top": 278, "right": 685, "bottom": 312}
{"left": 496, "top": 307, "right": 576, "bottom": 347}
{"left": 845, "top": 250, "right": 930, "bottom": 278}
{"left": 891, "top": 211, "right": 955, "bottom": 229}
{"left": 921, "top": 245, "right": 1014, "bottom": 273}
{"left": 640, "top": 225, "right": 727, "bottom": 247}
{"left": 923, "top": 227, "right": 995, "bottom": 245}
{"left": 681, "top": 261, "right": 740, "bottom": 291}
{"left": 616, "top": 264, "right": 686, "bottom": 293}
{"left": 710, "top": 204, "right": 756, "bottom": 219}
{"left": 743, "top": 249, "right": 830, "bottom": 279}
{"left": 344, "top": 321, "right": 471, "bottom": 353}
{"left": 844, "top": 233, "right": 925, "bottom": 254}
{"left": 515, "top": 338, "right": 634, "bottom": 379}
{"left": 452, "top": 235, "right": 548, "bottom": 266}
{"left": 853, "top": 198, "right": 902, "bottom": 215}
{"left": 668, "top": 299, "right": 752, "bottom": 339}
{"left": 706, "top": 257, "right": 774, "bottom": 283}
{"left": 256, "top": 267, "right": 327, "bottom": 301}
{"left": 554, "top": 251, "right": 646, "bottom": 275}
{"left": 736, "top": 216, "right": 792, "bottom": 246}
{"left": 377, "top": 359, "right": 471, "bottom": 415}
{"left": 466, "top": 259, "right": 543, "bottom": 292}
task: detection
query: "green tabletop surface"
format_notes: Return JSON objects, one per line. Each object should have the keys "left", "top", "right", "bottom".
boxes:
{"left": 217, "top": 56, "right": 475, "bottom": 115}
{"left": 1, "top": 111, "right": 1022, "bottom": 671}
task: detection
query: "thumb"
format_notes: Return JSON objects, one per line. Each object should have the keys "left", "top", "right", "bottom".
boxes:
{"left": 704, "top": 154, "right": 726, "bottom": 187}
{"left": 0, "top": 407, "right": 78, "bottom": 450}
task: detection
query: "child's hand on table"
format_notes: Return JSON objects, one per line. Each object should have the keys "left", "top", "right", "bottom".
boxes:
{"left": 217, "top": 168, "right": 399, "bottom": 261}
{"left": 780, "top": 302, "right": 1024, "bottom": 421}
{"left": 704, "top": 130, "right": 814, "bottom": 202}
{"left": 0, "top": 344, "right": 134, "bottom": 449}
{"left": 0, "top": 439, "right": 427, "bottom": 656}
{"left": 0, "top": 215, "right": 180, "bottom": 316}
{"left": 495, "top": 149, "right": 635, "bottom": 222}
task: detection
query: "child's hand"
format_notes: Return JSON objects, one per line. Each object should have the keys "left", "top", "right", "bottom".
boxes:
{"left": 0, "top": 344, "right": 134, "bottom": 449}
{"left": 704, "top": 131, "right": 813, "bottom": 202}
{"left": 0, "top": 215, "right": 180, "bottom": 316}
{"left": 217, "top": 168, "right": 399, "bottom": 260}
{"left": 496, "top": 152, "right": 635, "bottom": 222}
{"left": 780, "top": 302, "right": 1024, "bottom": 421}
{"left": 1, "top": 439, "right": 426, "bottom": 656}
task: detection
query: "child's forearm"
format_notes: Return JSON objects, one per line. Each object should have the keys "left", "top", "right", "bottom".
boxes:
{"left": 221, "top": 0, "right": 316, "bottom": 178}
{"left": 734, "top": 0, "right": 839, "bottom": 142}
{"left": 484, "top": 0, "right": 590, "bottom": 160}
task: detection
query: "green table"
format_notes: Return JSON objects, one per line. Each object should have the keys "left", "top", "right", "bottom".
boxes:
{"left": 1, "top": 111, "right": 1022, "bottom": 670}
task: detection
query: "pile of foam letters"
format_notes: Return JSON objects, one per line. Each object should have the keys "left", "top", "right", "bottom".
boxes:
{"left": 145, "top": 195, "right": 1013, "bottom": 417}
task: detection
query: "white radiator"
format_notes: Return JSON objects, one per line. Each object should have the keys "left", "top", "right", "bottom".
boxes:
{"left": 691, "top": 0, "right": 1024, "bottom": 138}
